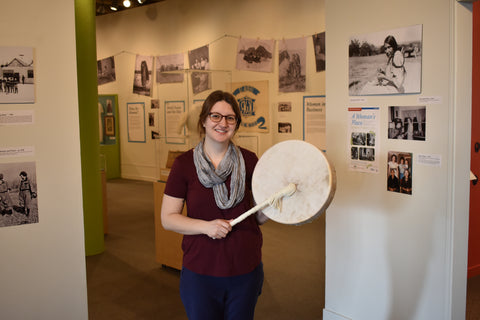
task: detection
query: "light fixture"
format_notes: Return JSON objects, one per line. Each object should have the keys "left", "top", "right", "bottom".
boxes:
{"left": 123, "top": 0, "right": 131, "bottom": 8}
{"left": 137, "top": 0, "right": 144, "bottom": 3}
{"left": 110, "top": 0, "right": 118, "bottom": 11}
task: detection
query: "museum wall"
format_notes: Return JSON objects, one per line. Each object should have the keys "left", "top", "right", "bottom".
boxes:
{"left": 324, "top": 0, "right": 471, "bottom": 319}
{"left": 96, "top": 0, "right": 326, "bottom": 181}
{"left": 0, "top": 0, "right": 89, "bottom": 319}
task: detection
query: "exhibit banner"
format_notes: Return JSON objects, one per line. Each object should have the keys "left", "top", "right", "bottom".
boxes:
{"left": 303, "top": 95, "right": 326, "bottom": 151}
{"left": 348, "top": 106, "right": 380, "bottom": 173}
{"left": 229, "top": 80, "right": 269, "bottom": 133}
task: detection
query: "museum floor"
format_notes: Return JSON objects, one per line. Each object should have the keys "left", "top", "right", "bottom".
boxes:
{"left": 86, "top": 179, "right": 480, "bottom": 320}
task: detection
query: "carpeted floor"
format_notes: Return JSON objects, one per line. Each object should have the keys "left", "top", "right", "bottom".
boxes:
{"left": 86, "top": 179, "right": 480, "bottom": 320}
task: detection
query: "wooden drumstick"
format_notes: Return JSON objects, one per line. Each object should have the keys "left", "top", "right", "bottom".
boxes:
{"left": 230, "top": 183, "right": 297, "bottom": 227}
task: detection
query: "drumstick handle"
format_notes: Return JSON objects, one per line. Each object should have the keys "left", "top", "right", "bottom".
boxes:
{"left": 230, "top": 183, "right": 297, "bottom": 227}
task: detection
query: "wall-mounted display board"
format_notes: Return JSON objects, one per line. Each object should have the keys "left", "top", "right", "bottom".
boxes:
{"left": 127, "top": 102, "right": 146, "bottom": 143}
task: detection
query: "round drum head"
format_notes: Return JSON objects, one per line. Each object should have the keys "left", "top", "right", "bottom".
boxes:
{"left": 252, "top": 140, "right": 336, "bottom": 225}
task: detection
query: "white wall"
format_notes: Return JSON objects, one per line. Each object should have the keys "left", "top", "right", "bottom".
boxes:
{"left": 96, "top": 0, "right": 326, "bottom": 181}
{"left": 0, "top": 1, "right": 88, "bottom": 319}
{"left": 324, "top": 0, "right": 471, "bottom": 319}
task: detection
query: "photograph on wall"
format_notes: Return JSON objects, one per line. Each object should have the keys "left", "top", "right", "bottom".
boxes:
{"left": 236, "top": 38, "right": 274, "bottom": 73}
{"left": 278, "top": 122, "right": 292, "bottom": 133}
{"left": 151, "top": 99, "right": 159, "bottom": 109}
{"left": 349, "top": 24, "right": 422, "bottom": 96}
{"left": 303, "top": 96, "right": 326, "bottom": 150}
{"left": 155, "top": 53, "right": 184, "bottom": 84}
{"left": 279, "top": 37, "right": 306, "bottom": 93}
{"left": 0, "top": 46, "right": 35, "bottom": 104}
{"left": 188, "top": 45, "right": 211, "bottom": 95}
{"left": 133, "top": 54, "right": 153, "bottom": 97}
{"left": 127, "top": 102, "right": 146, "bottom": 143}
{"left": 228, "top": 80, "right": 269, "bottom": 133}
{"left": 0, "top": 161, "right": 38, "bottom": 228}
{"left": 312, "top": 32, "right": 326, "bottom": 72}
{"left": 98, "top": 95, "right": 117, "bottom": 145}
{"left": 387, "top": 151, "right": 413, "bottom": 195}
{"left": 388, "top": 105, "right": 426, "bottom": 141}
{"left": 97, "top": 56, "right": 116, "bottom": 85}
{"left": 348, "top": 107, "right": 380, "bottom": 173}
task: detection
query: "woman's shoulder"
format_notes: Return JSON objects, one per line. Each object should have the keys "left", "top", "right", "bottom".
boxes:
{"left": 238, "top": 146, "right": 258, "bottom": 160}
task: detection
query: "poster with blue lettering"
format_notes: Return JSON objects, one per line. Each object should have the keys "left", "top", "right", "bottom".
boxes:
{"left": 229, "top": 80, "right": 269, "bottom": 133}
{"left": 348, "top": 107, "right": 380, "bottom": 173}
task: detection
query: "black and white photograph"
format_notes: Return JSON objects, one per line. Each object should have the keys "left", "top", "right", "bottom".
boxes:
{"left": 0, "top": 46, "right": 35, "bottom": 104}
{"left": 312, "top": 32, "right": 326, "bottom": 72}
{"left": 387, "top": 151, "right": 413, "bottom": 195}
{"left": 279, "top": 37, "right": 306, "bottom": 93}
{"left": 236, "top": 38, "right": 274, "bottom": 73}
{"left": 278, "top": 122, "right": 292, "bottom": 133}
{"left": 188, "top": 45, "right": 210, "bottom": 94}
{"left": 151, "top": 99, "right": 159, "bottom": 109}
{"left": 155, "top": 53, "right": 184, "bottom": 84}
{"left": 133, "top": 54, "right": 153, "bottom": 97}
{"left": 0, "top": 161, "right": 38, "bottom": 227}
{"left": 349, "top": 24, "right": 422, "bottom": 96}
{"left": 97, "top": 56, "right": 116, "bottom": 85}
{"left": 359, "top": 147, "right": 375, "bottom": 161}
{"left": 388, "top": 105, "right": 426, "bottom": 140}
{"left": 278, "top": 101, "right": 292, "bottom": 112}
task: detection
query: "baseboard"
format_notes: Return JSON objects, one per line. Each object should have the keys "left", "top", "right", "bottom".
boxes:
{"left": 468, "top": 264, "right": 480, "bottom": 278}
{"left": 323, "top": 308, "right": 352, "bottom": 320}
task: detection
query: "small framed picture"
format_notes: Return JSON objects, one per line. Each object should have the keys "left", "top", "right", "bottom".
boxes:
{"left": 104, "top": 115, "right": 115, "bottom": 136}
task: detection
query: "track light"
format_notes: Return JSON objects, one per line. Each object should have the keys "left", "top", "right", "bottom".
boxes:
{"left": 123, "top": 0, "right": 131, "bottom": 8}
{"left": 137, "top": 0, "right": 144, "bottom": 3}
{"left": 110, "top": 0, "right": 118, "bottom": 11}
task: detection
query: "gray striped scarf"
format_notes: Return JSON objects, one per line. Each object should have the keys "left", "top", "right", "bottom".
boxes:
{"left": 193, "top": 140, "right": 245, "bottom": 209}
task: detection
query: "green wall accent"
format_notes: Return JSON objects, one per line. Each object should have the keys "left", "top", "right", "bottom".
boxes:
{"left": 99, "top": 94, "right": 121, "bottom": 179}
{"left": 75, "top": 0, "right": 105, "bottom": 256}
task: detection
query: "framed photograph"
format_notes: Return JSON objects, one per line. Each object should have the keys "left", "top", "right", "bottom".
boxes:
{"left": 349, "top": 24, "right": 422, "bottom": 96}
{"left": 104, "top": 115, "right": 115, "bottom": 136}
{"left": 0, "top": 46, "right": 35, "bottom": 104}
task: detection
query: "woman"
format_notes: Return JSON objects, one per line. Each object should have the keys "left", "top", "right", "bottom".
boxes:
{"left": 161, "top": 90, "right": 265, "bottom": 320}
{"left": 376, "top": 35, "right": 406, "bottom": 93}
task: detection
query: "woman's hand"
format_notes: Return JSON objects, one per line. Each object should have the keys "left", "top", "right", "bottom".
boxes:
{"left": 205, "top": 219, "right": 232, "bottom": 239}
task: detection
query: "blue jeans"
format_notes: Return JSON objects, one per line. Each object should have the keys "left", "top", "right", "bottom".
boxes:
{"left": 180, "top": 263, "right": 264, "bottom": 320}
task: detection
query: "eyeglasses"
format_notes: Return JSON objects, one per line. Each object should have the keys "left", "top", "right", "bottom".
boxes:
{"left": 208, "top": 112, "right": 237, "bottom": 125}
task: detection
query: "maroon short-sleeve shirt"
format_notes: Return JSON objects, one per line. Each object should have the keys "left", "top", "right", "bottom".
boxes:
{"left": 164, "top": 147, "right": 262, "bottom": 277}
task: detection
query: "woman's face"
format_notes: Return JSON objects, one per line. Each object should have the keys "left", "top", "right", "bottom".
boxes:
{"left": 384, "top": 42, "right": 394, "bottom": 58}
{"left": 203, "top": 100, "right": 237, "bottom": 145}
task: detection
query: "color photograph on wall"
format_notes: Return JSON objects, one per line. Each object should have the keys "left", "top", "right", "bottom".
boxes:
{"left": 0, "top": 161, "right": 38, "bottom": 227}
{"left": 97, "top": 56, "right": 116, "bottom": 85}
{"left": 279, "top": 37, "right": 306, "bottom": 92}
{"left": 229, "top": 80, "right": 269, "bottom": 133}
{"left": 155, "top": 53, "right": 184, "bottom": 84}
{"left": 133, "top": 55, "right": 153, "bottom": 96}
{"left": 0, "top": 46, "right": 35, "bottom": 104}
{"left": 98, "top": 95, "right": 117, "bottom": 145}
{"left": 388, "top": 105, "right": 426, "bottom": 140}
{"left": 387, "top": 151, "right": 413, "bottom": 195}
{"left": 349, "top": 24, "right": 422, "bottom": 96}
{"left": 236, "top": 38, "right": 274, "bottom": 73}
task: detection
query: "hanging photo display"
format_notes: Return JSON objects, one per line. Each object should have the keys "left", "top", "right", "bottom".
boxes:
{"left": 133, "top": 54, "right": 153, "bottom": 96}
{"left": 312, "top": 32, "right": 326, "bottom": 72}
{"left": 236, "top": 38, "right": 274, "bottom": 73}
{"left": 0, "top": 46, "right": 35, "bottom": 104}
{"left": 349, "top": 24, "right": 422, "bottom": 96}
{"left": 0, "top": 161, "right": 38, "bottom": 228}
{"left": 229, "top": 80, "right": 269, "bottom": 133}
{"left": 278, "top": 37, "right": 307, "bottom": 93}
{"left": 348, "top": 107, "right": 380, "bottom": 173}
{"left": 155, "top": 53, "right": 184, "bottom": 84}
{"left": 97, "top": 56, "right": 116, "bottom": 85}
{"left": 388, "top": 105, "right": 426, "bottom": 140}
{"left": 188, "top": 45, "right": 211, "bottom": 95}
{"left": 387, "top": 151, "right": 413, "bottom": 195}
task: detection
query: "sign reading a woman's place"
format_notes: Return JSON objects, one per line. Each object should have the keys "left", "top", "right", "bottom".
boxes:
{"left": 229, "top": 80, "right": 269, "bottom": 133}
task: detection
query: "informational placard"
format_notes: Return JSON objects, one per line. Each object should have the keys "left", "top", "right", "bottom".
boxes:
{"left": 0, "top": 110, "right": 34, "bottom": 125}
{"left": 127, "top": 102, "right": 146, "bottom": 143}
{"left": 348, "top": 107, "right": 380, "bottom": 173}
{"left": 165, "top": 100, "right": 185, "bottom": 145}
{"left": 303, "top": 95, "right": 326, "bottom": 151}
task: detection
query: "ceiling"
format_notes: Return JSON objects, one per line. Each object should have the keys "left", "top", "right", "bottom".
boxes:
{"left": 96, "top": 0, "right": 165, "bottom": 16}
